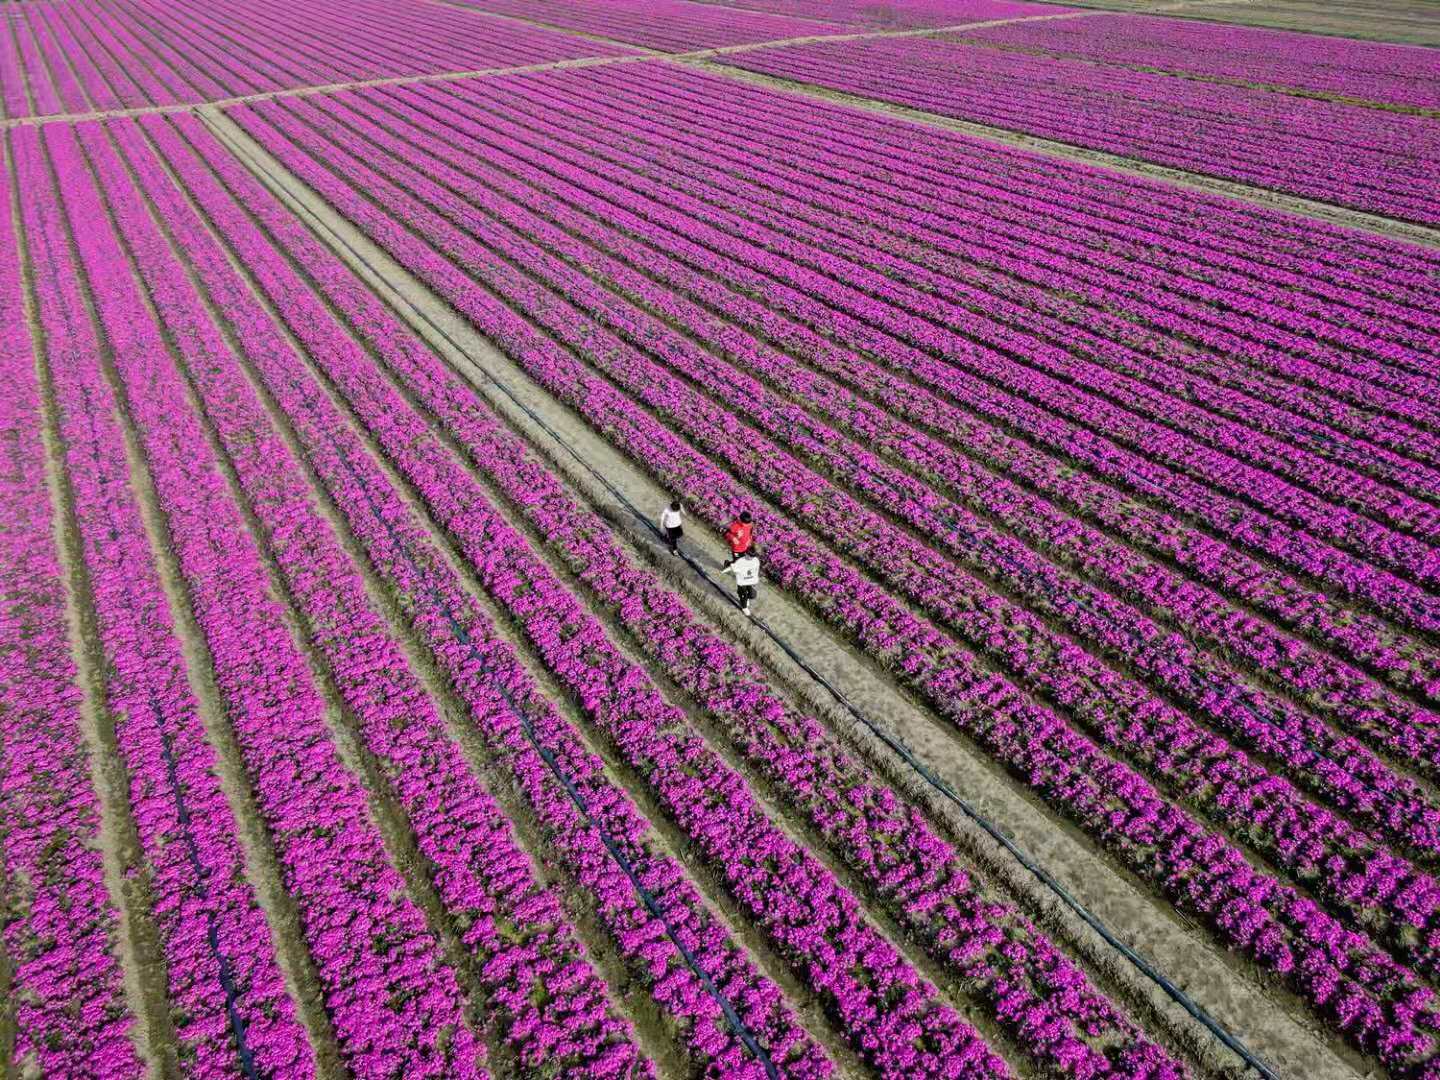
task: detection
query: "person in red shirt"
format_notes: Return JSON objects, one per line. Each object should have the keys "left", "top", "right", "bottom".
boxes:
{"left": 723, "top": 511, "right": 753, "bottom": 567}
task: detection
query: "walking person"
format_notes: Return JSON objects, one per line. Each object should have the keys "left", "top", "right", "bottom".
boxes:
{"left": 723, "top": 546, "right": 761, "bottom": 616}
{"left": 660, "top": 499, "right": 684, "bottom": 556}
{"left": 723, "top": 511, "right": 753, "bottom": 568}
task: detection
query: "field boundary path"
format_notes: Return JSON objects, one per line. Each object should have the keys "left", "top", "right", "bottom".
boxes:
{"left": 197, "top": 103, "right": 1370, "bottom": 1080}
{"left": 4, "top": 0, "right": 1437, "bottom": 252}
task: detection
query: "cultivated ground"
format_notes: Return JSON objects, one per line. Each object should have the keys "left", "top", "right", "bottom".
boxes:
{"left": 2, "top": 2, "right": 1438, "bottom": 1079}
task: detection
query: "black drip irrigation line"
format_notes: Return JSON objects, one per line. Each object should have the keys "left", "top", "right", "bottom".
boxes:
{"left": 204, "top": 112, "right": 1278, "bottom": 1080}
{"left": 282, "top": 324, "right": 779, "bottom": 1080}
{"left": 155, "top": 712, "right": 262, "bottom": 1080}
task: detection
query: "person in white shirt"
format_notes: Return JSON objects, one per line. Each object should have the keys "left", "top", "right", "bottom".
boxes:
{"left": 722, "top": 548, "right": 761, "bottom": 615}
{"left": 660, "top": 500, "right": 684, "bottom": 555}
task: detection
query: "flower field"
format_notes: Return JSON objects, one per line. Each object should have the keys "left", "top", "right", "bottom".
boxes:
{"left": 3, "top": 1, "right": 1439, "bottom": 1079}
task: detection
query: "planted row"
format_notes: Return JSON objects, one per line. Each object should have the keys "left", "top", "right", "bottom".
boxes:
{"left": 52, "top": 117, "right": 489, "bottom": 1078}
{"left": 444, "top": 0, "right": 846, "bottom": 52}
{"left": 957, "top": 15, "right": 1440, "bottom": 110}
{"left": 477, "top": 69, "right": 1440, "bottom": 575}
{"left": 14, "top": 121, "right": 314, "bottom": 1078}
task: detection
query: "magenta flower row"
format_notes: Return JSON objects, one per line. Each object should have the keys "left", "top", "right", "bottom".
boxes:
{"left": 15, "top": 123, "right": 314, "bottom": 1077}
{"left": 721, "top": 36, "right": 1440, "bottom": 225}
{"left": 39, "top": 118, "right": 487, "bottom": 1079}
{"left": 156, "top": 108, "right": 831, "bottom": 1079}
{"left": 97, "top": 113, "right": 650, "bottom": 1078}
{"left": 0, "top": 0, "right": 629, "bottom": 119}
{"left": 229, "top": 87, "right": 1440, "bottom": 1074}
{"left": 469, "top": 63, "right": 1440, "bottom": 622}
{"left": 0, "top": 142, "right": 138, "bottom": 1079}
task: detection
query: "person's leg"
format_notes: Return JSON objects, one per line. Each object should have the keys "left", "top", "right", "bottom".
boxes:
{"left": 739, "top": 584, "right": 755, "bottom": 613}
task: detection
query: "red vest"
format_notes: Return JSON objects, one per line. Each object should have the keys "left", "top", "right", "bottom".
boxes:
{"left": 725, "top": 520, "right": 753, "bottom": 553}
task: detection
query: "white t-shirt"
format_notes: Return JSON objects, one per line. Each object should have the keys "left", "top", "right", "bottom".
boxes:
{"left": 729, "top": 555, "right": 760, "bottom": 586}
{"left": 660, "top": 506, "right": 683, "bottom": 529}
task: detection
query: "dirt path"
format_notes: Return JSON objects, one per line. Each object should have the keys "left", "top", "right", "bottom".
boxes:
{"left": 201, "top": 107, "right": 1372, "bottom": 1080}
{"left": 1019, "top": 0, "right": 1440, "bottom": 46}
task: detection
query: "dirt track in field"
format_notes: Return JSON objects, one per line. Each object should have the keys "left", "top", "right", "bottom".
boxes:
{"left": 198, "top": 107, "right": 1377, "bottom": 1080}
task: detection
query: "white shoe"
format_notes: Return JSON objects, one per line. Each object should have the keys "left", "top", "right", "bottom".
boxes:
{"left": 743, "top": 604, "right": 752, "bottom": 617}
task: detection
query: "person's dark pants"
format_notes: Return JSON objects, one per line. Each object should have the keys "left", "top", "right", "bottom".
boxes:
{"left": 665, "top": 525, "right": 683, "bottom": 552}
{"left": 738, "top": 584, "right": 756, "bottom": 607}
{"left": 725, "top": 544, "right": 750, "bottom": 567}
